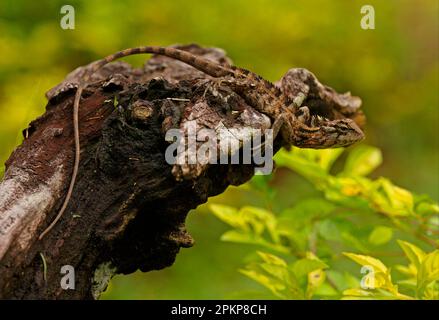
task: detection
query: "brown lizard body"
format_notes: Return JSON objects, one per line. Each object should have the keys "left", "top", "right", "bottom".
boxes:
{"left": 39, "top": 46, "right": 364, "bottom": 240}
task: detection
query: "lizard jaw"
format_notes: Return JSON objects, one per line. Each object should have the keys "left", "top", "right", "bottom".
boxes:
{"left": 292, "top": 117, "right": 365, "bottom": 148}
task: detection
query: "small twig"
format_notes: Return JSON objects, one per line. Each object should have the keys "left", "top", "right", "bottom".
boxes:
{"left": 39, "top": 252, "right": 47, "bottom": 282}
{"left": 325, "top": 274, "right": 341, "bottom": 294}
{"left": 309, "top": 224, "right": 318, "bottom": 254}
{"left": 86, "top": 115, "right": 104, "bottom": 121}
{"left": 166, "top": 97, "right": 190, "bottom": 102}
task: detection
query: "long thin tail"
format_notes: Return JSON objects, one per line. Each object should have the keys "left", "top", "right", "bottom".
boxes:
{"left": 38, "top": 86, "right": 82, "bottom": 240}
{"left": 39, "top": 46, "right": 231, "bottom": 240}
{"left": 92, "top": 46, "right": 232, "bottom": 78}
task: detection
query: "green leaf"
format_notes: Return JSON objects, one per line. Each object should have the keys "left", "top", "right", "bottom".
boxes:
{"left": 418, "top": 250, "right": 439, "bottom": 292}
{"left": 422, "top": 282, "right": 439, "bottom": 299}
{"left": 342, "top": 288, "right": 412, "bottom": 300}
{"left": 248, "top": 174, "right": 273, "bottom": 190}
{"left": 344, "top": 272, "right": 362, "bottom": 289}
{"left": 317, "top": 148, "right": 345, "bottom": 172}
{"left": 292, "top": 258, "right": 328, "bottom": 278}
{"left": 240, "top": 206, "right": 274, "bottom": 222}
{"left": 247, "top": 174, "right": 277, "bottom": 202}
{"left": 381, "top": 179, "right": 414, "bottom": 214}
{"left": 343, "top": 252, "right": 388, "bottom": 274}
{"left": 281, "top": 198, "right": 336, "bottom": 225}
{"left": 342, "top": 288, "right": 374, "bottom": 297}
{"left": 209, "top": 204, "right": 243, "bottom": 229}
{"left": 274, "top": 148, "right": 328, "bottom": 182}
{"left": 259, "top": 263, "right": 290, "bottom": 282}
{"left": 274, "top": 223, "right": 309, "bottom": 252}
{"left": 256, "top": 251, "right": 287, "bottom": 267}
{"left": 239, "top": 208, "right": 266, "bottom": 235}
{"left": 240, "top": 253, "right": 304, "bottom": 299}
{"left": 397, "top": 240, "right": 426, "bottom": 270}
{"left": 343, "top": 145, "right": 382, "bottom": 176}
{"left": 313, "top": 282, "right": 339, "bottom": 297}
{"left": 366, "top": 178, "right": 415, "bottom": 217}
{"left": 220, "top": 230, "right": 259, "bottom": 244}
{"left": 239, "top": 268, "right": 288, "bottom": 299}
{"left": 415, "top": 201, "right": 439, "bottom": 216}
{"left": 368, "top": 226, "right": 393, "bottom": 246}
{"left": 325, "top": 270, "right": 353, "bottom": 291}
{"left": 341, "top": 232, "right": 370, "bottom": 253}
{"left": 307, "top": 268, "right": 326, "bottom": 299}
{"left": 324, "top": 271, "right": 361, "bottom": 297}
{"left": 395, "top": 264, "right": 417, "bottom": 277}
{"left": 343, "top": 253, "right": 402, "bottom": 296}
{"left": 240, "top": 206, "right": 278, "bottom": 241}
{"left": 318, "top": 220, "right": 340, "bottom": 241}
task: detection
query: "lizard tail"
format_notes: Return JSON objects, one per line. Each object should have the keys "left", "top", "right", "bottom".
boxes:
{"left": 39, "top": 85, "right": 82, "bottom": 240}
{"left": 92, "top": 46, "right": 233, "bottom": 78}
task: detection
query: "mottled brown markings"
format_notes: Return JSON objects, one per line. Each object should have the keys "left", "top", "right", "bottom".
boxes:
{"left": 187, "top": 55, "right": 196, "bottom": 64}
{"left": 263, "top": 80, "right": 271, "bottom": 90}
{"left": 298, "top": 126, "right": 320, "bottom": 133}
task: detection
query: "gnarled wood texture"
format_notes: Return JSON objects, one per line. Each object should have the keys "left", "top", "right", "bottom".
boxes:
{"left": 0, "top": 45, "right": 364, "bottom": 299}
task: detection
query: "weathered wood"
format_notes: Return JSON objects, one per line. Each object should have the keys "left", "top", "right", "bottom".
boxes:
{"left": 0, "top": 45, "right": 261, "bottom": 299}
{"left": 0, "top": 45, "right": 365, "bottom": 299}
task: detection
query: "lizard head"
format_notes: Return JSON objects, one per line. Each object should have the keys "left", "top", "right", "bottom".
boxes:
{"left": 290, "top": 106, "right": 365, "bottom": 148}
{"left": 277, "top": 68, "right": 366, "bottom": 148}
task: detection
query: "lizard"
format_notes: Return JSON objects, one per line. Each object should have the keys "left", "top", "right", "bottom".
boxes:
{"left": 38, "top": 45, "right": 364, "bottom": 240}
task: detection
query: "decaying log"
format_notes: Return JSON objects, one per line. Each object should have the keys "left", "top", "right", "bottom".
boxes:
{"left": 0, "top": 45, "right": 364, "bottom": 299}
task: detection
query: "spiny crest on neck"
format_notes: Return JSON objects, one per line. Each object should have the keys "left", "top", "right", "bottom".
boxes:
{"left": 230, "top": 65, "right": 284, "bottom": 99}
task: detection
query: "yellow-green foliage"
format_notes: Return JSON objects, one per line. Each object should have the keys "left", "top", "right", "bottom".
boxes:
{"left": 210, "top": 146, "right": 439, "bottom": 300}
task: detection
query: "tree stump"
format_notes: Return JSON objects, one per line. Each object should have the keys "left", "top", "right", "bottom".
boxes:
{"left": 0, "top": 44, "right": 364, "bottom": 299}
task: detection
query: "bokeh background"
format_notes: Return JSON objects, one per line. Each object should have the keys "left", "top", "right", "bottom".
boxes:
{"left": 0, "top": 0, "right": 437, "bottom": 299}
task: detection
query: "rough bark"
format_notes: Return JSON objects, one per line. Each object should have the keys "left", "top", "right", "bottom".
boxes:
{"left": 0, "top": 45, "right": 364, "bottom": 299}
{"left": 0, "top": 45, "right": 272, "bottom": 299}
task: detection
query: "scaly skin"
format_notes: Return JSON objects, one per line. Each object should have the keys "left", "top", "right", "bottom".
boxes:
{"left": 39, "top": 46, "right": 364, "bottom": 240}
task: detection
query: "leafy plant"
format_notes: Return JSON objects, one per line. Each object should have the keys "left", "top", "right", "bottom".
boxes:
{"left": 209, "top": 145, "right": 439, "bottom": 300}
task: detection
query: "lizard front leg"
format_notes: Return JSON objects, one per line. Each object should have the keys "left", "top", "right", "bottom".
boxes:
{"left": 251, "top": 113, "right": 287, "bottom": 152}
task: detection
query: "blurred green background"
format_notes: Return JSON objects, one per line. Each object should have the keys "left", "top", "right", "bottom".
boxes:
{"left": 0, "top": 0, "right": 437, "bottom": 299}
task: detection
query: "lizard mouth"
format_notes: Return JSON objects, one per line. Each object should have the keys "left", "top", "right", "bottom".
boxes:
{"left": 295, "top": 105, "right": 365, "bottom": 129}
